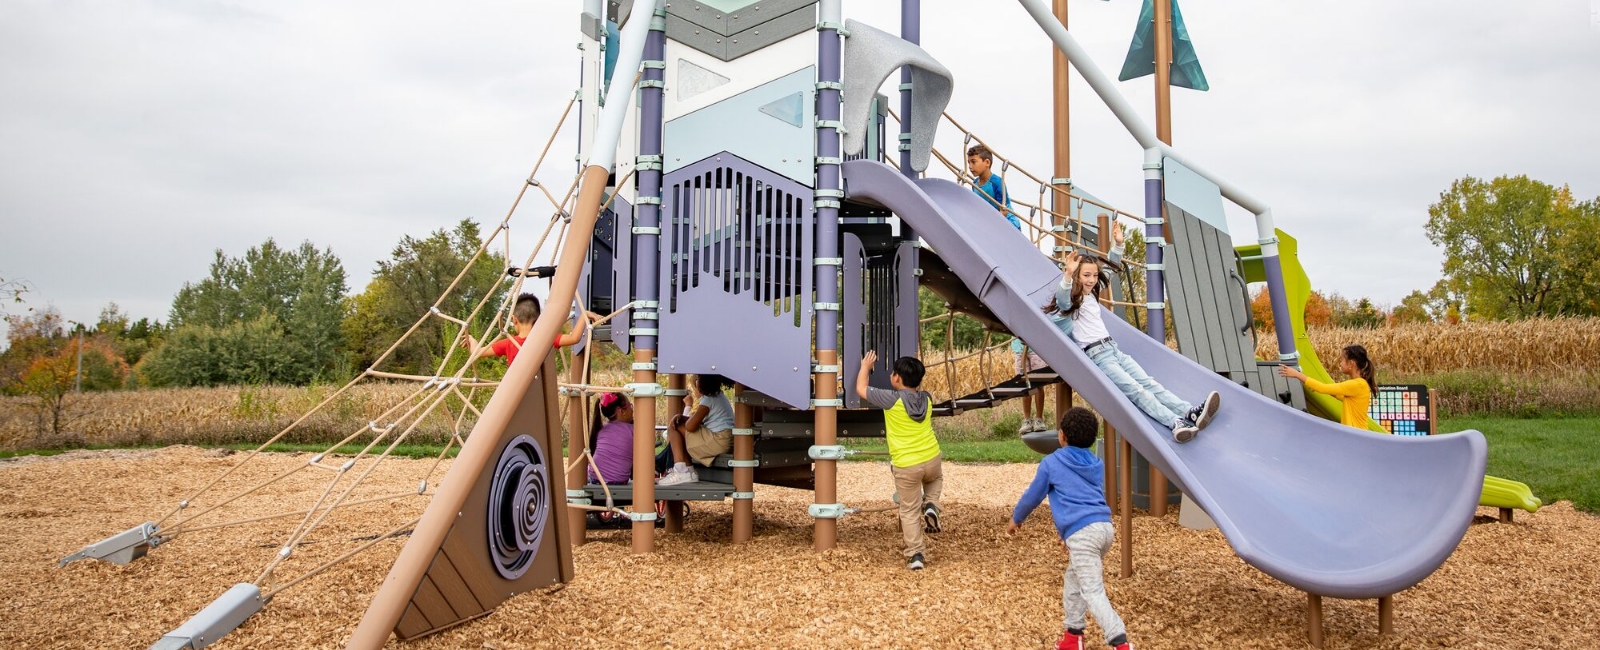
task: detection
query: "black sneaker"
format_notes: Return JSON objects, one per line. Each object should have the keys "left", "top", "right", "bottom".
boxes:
{"left": 907, "top": 552, "right": 926, "bottom": 570}
{"left": 923, "top": 502, "right": 942, "bottom": 533}
{"left": 1173, "top": 416, "right": 1200, "bottom": 444}
{"left": 1189, "top": 391, "right": 1221, "bottom": 431}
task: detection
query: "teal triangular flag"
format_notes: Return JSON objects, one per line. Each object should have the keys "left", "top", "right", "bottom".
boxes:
{"left": 1118, "top": 0, "right": 1209, "bottom": 92}
{"left": 758, "top": 92, "right": 805, "bottom": 127}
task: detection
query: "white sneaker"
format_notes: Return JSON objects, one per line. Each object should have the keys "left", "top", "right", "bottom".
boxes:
{"left": 1032, "top": 417, "right": 1048, "bottom": 432}
{"left": 1018, "top": 418, "right": 1033, "bottom": 435}
{"left": 657, "top": 466, "right": 697, "bottom": 486}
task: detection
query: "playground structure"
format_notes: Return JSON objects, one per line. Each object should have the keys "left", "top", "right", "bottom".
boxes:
{"left": 55, "top": 1, "right": 1534, "bottom": 648}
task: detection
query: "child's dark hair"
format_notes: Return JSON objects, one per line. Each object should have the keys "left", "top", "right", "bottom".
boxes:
{"left": 1059, "top": 407, "right": 1099, "bottom": 449}
{"left": 696, "top": 373, "right": 728, "bottom": 395}
{"left": 891, "top": 356, "right": 925, "bottom": 388}
{"left": 966, "top": 144, "right": 993, "bottom": 163}
{"left": 1343, "top": 345, "right": 1377, "bottom": 393}
{"left": 512, "top": 293, "right": 541, "bottom": 325}
{"left": 588, "top": 392, "right": 630, "bottom": 455}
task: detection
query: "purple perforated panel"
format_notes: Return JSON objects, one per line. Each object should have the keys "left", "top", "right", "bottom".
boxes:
{"left": 658, "top": 152, "right": 814, "bottom": 408}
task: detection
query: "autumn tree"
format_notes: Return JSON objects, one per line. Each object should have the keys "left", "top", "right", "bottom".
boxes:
{"left": 1390, "top": 290, "right": 1432, "bottom": 325}
{"left": 1425, "top": 175, "right": 1600, "bottom": 319}
{"left": 1250, "top": 287, "right": 1332, "bottom": 333}
{"left": 342, "top": 220, "right": 506, "bottom": 374}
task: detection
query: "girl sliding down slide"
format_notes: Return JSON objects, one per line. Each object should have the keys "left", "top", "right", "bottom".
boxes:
{"left": 1045, "top": 224, "right": 1220, "bottom": 443}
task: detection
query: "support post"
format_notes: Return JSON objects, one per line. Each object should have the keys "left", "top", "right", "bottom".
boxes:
{"left": 664, "top": 374, "right": 686, "bottom": 533}
{"left": 1102, "top": 422, "right": 1117, "bottom": 515}
{"left": 1499, "top": 507, "right": 1514, "bottom": 524}
{"left": 1307, "top": 593, "right": 1325, "bottom": 648}
{"left": 1119, "top": 437, "right": 1132, "bottom": 578}
{"left": 732, "top": 384, "right": 755, "bottom": 543}
{"left": 898, "top": 0, "right": 920, "bottom": 181}
{"left": 1378, "top": 594, "right": 1394, "bottom": 635}
{"left": 813, "top": 0, "right": 844, "bottom": 552}
{"left": 565, "top": 346, "right": 590, "bottom": 547}
{"left": 1153, "top": 0, "right": 1174, "bottom": 145}
{"left": 1050, "top": 0, "right": 1073, "bottom": 423}
{"left": 629, "top": 10, "right": 667, "bottom": 554}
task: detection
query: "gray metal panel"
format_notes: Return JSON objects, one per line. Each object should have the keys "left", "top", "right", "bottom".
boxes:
{"left": 666, "top": 0, "right": 817, "bottom": 36}
{"left": 1196, "top": 212, "right": 1241, "bottom": 373}
{"left": 895, "top": 241, "right": 920, "bottom": 363}
{"left": 842, "top": 233, "right": 866, "bottom": 409}
{"left": 1163, "top": 155, "right": 1229, "bottom": 235}
{"left": 842, "top": 158, "right": 1487, "bottom": 599}
{"left": 839, "top": 19, "right": 952, "bottom": 173}
{"left": 609, "top": 197, "right": 635, "bottom": 351}
{"left": 658, "top": 152, "right": 813, "bottom": 408}
{"left": 580, "top": 11, "right": 603, "bottom": 41}
{"left": 663, "top": 67, "right": 815, "bottom": 186}
{"left": 1193, "top": 213, "right": 1258, "bottom": 375}
{"left": 1166, "top": 209, "right": 1211, "bottom": 369}
{"left": 725, "top": 5, "right": 817, "bottom": 60}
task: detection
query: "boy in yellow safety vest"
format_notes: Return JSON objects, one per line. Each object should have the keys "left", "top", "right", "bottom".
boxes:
{"left": 855, "top": 350, "right": 943, "bottom": 570}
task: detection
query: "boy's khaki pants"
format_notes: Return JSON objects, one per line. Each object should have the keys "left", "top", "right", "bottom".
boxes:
{"left": 890, "top": 455, "right": 943, "bottom": 558}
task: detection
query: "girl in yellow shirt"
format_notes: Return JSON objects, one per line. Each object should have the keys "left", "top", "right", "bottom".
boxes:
{"left": 1279, "top": 345, "right": 1377, "bottom": 430}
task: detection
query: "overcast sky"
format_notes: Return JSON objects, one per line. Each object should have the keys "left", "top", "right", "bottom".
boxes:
{"left": 3, "top": 0, "right": 1598, "bottom": 343}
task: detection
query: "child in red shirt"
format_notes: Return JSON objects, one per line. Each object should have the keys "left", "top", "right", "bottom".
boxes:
{"left": 462, "top": 293, "right": 591, "bottom": 366}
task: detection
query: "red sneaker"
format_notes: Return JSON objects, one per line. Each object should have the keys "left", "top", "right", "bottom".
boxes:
{"left": 1113, "top": 643, "right": 1133, "bottom": 650}
{"left": 1056, "top": 630, "right": 1083, "bottom": 650}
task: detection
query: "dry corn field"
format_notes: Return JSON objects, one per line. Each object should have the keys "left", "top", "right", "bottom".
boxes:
{"left": 1255, "top": 317, "right": 1600, "bottom": 377}
{"left": 4, "top": 448, "right": 1597, "bottom": 649}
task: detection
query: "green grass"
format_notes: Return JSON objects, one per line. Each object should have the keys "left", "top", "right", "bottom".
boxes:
{"left": 843, "top": 438, "right": 1042, "bottom": 464}
{"left": 1443, "top": 416, "right": 1600, "bottom": 514}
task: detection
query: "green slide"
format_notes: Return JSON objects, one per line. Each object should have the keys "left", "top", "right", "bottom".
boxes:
{"left": 1236, "top": 230, "right": 1540, "bottom": 515}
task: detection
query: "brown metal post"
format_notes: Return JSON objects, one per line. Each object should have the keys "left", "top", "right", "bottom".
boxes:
{"left": 1153, "top": 0, "right": 1175, "bottom": 145}
{"left": 1051, "top": 0, "right": 1070, "bottom": 177}
{"left": 1428, "top": 387, "right": 1438, "bottom": 435}
{"left": 1499, "top": 507, "right": 1514, "bottom": 524}
{"left": 732, "top": 384, "right": 755, "bottom": 543}
{"left": 1306, "top": 593, "right": 1325, "bottom": 648}
{"left": 663, "top": 374, "right": 686, "bottom": 533}
{"left": 1119, "top": 437, "right": 1133, "bottom": 578}
{"left": 1378, "top": 594, "right": 1394, "bottom": 635}
{"left": 565, "top": 349, "right": 590, "bottom": 547}
{"left": 814, "top": 349, "right": 839, "bottom": 551}
{"left": 631, "top": 348, "right": 657, "bottom": 553}
{"left": 1103, "top": 423, "right": 1117, "bottom": 513}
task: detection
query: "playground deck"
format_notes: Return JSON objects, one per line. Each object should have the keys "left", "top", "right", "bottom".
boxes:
{"left": 10, "top": 446, "right": 1598, "bottom": 649}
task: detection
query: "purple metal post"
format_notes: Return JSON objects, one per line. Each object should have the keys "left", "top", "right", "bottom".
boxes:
{"left": 633, "top": 23, "right": 665, "bottom": 353}
{"left": 1143, "top": 156, "right": 1165, "bottom": 342}
{"left": 1262, "top": 251, "right": 1298, "bottom": 361}
{"left": 813, "top": 0, "right": 844, "bottom": 551}
{"left": 899, "top": 0, "right": 920, "bottom": 180}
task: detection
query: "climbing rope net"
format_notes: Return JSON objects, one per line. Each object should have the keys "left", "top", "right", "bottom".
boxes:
{"left": 105, "top": 95, "right": 641, "bottom": 600}
{"left": 885, "top": 109, "right": 1156, "bottom": 404}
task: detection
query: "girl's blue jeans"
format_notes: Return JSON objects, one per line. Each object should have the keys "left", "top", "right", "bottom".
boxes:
{"left": 1087, "top": 340, "right": 1192, "bottom": 428}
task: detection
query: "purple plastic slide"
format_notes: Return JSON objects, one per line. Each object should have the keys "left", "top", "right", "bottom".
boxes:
{"left": 842, "top": 159, "right": 1486, "bottom": 599}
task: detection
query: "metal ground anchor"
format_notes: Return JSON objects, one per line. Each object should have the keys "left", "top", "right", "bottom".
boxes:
{"left": 59, "top": 522, "right": 162, "bottom": 567}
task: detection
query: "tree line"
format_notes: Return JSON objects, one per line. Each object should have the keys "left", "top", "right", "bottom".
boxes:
{"left": 1, "top": 220, "right": 508, "bottom": 408}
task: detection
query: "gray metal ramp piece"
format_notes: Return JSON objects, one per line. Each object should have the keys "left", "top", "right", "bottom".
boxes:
{"left": 149, "top": 583, "right": 264, "bottom": 649}
{"left": 841, "top": 159, "right": 1486, "bottom": 599}
{"left": 60, "top": 522, "right": 160, "bottom": 567}
{"left": 585, "top": 481, "right": 735, "bottom": 502}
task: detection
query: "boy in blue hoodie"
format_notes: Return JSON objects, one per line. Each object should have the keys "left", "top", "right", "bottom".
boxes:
{"left": 1008, "top": 407, "right": 1132, "bottom": 650}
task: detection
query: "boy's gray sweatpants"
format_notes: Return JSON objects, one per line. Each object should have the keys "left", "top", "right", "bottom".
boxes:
{"left": 1063, "top": 521, "right": 1126, "bottom": 643}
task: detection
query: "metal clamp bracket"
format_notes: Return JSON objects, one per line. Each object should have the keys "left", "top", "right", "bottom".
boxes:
{"left": 813, "top": 257, "right": 844, "bottom": 267}
{"left": 1146, "top": 302, "right": 1167, "bottom": 310}
{"left": 628, "top": 327, "right": 660, "bottom": 336}
{"left": 898, "top": 143, "right": 912, "bottom": 151}
{"left": 732, "top": 427, "right": 755, "bottom": 437}
{"left": 1258, "top": 236, "right": 1280, "bottom": 246}
{"left": 632, "top": 310, "right": 658, "bottom": 320}
{"left": 731, "top": 491, "right": 756, "bottom": 500}
{"left": 567, "top": 496, "right": 593, "bottom": 506}
{"left": 567, "top": 490, "right": 590, "bottom": 499}
{"left": 663, "top": 388, "right": 690, "bottom": 396}
{"left": 1051, "top": 177, "right": 1072, "bottom": 186}
{"left": 635, "top": 300, "right": 660, "bottom": 309}
{"left": 898, "top": 133, "right": 913, "bottom": 141}
{"left": 816, "top": 21, "right": 850, "bottom": 36}
{"left": 899, "top": 82, "right": 914, "bottom": 91}
{"left": 638, "top": 80, "right": 665, "bottom": 89}
{"left": 812, "top": 364, "right": 840, "bottom": 373}
{"left": 1145, "top": 217, "right": 1165, "bottom": 226}
{"left": 815, "top": 119, "right": 847, "bottom": 133}
{"left": 628, "top": 511, "right": 658, "bottom": 522}
{"left": 1146, "top": 263, "right": 1165, "bottom": 271}
{"left": 726, "top": 459, "right": 761, "bottom": 468}
{"left": 811, "top": 398, "right": 843, "bottom": 408}
{"left": 808, "top": 445, "right": 848, "bottom": 460}
{"left": 635, "top": 161, "right": 662, "bottom": 171}
{"left": 625, "top": 382, "right": 665, "bottom": 397}
{"left": 636, "top": 154, "right": 662, "bottom": 164}
{"left": 558, "top": 386, "right": 583, "bottom": 397}
{"left": 809, "top": 503, "right": 847, "bottom": 519}
{"left": 813, "top": 189, "right": 845, "bottom": 199}
{"left": 816, "top": 156, "right": 843, "bottom": 166}
{"left": 1278, "top": 351, "right": 1301, "bottom": 361}
{"left": 1142, "top": 161, "right": 1163, "bottom": 170}
{"left": 813, "top": 302, "right": 841, "bottom": 311}
{"left": 815, "top": 81, "right": 844, "bottom": 91}
{"left": 631, "top": 226, "right": 661, "bottom": 235}
{"left": 816, "top": 199, "right": 841, "bottom": 209}
{"left": 632, "top": 362, "right": 657, "bottom": 371}
{"left": 635, "top": 196, "right": 662, "bottom": 205}
{"left": 641, "top": 60, "right": 665, "bottom": 69}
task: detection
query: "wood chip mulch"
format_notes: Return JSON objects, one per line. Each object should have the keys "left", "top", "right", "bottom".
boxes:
{"left": 2, "top": 447, "right": 1596, "bottom": 649}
